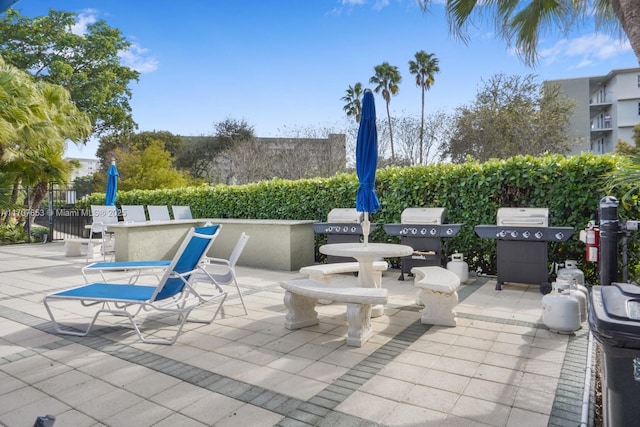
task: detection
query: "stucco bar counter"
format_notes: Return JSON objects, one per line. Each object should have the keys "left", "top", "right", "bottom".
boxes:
{"left": 107, "top": 218, "right": 315, "bottom": 271}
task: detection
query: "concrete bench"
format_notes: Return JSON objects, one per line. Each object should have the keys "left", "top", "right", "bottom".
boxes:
{"left": 299, "top": 261, "right": 388, "bottom": 287}
{"left": 64, "top": 238, "right": 94, "bottom": 257}
{"left": 280, "top": 278, "right": 388, "bottom": 347}
{"left": 412, "top": 266, "right": 461, "bottom": 327}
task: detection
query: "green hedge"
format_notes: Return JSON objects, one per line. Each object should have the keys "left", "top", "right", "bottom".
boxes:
{"left": 83, "top": 152, "right": 639, "bottom": 284}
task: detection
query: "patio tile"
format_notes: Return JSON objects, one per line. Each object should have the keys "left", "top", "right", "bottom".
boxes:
{"left": 463, "top": 377, "right": 518, "bottom": 407}
{"left": 335, "top": 390, "right": 397, "bottom": 422}
{"left": 180, "top": 392, "right": 245, "bottom": 425}
{"left": 418, "top": 368, "right": 470, "bottom": 394}
{"left": 404, "top": 383, "right": 459, "bottom": 412}
{"left": 73, "top": 388, "right": 143, "bottom": 420}
{"left": 381, "top": 402, "right": 447, "bottom": 426}
{"left": 103, "top": 399, "right": 173, "bottom": 427}
{"left": 451, "top": 395, "right": 512, "bottom": 427}
{"left": 506, "top": 407, "right": 549, "bottom": 427}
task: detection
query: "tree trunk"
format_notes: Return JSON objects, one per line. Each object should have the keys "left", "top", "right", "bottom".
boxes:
{"left": 611, "top": 0, "right": 640, "bottom": 65}
{"left": 420, "top": 86, "right": 425, "bottom": 164}
{"left": 386, "top": 101, "right": 395, "bottom": 160}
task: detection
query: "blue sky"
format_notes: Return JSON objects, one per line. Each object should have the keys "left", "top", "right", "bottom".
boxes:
{"left": 11, "top": 0, "right": 639, "bottom": 159}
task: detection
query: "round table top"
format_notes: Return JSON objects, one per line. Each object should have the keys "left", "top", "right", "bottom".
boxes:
{"left": 320, "top": 242, "right": 414, "bottom": 259}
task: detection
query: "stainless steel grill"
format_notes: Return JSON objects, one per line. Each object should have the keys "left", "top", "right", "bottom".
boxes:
{"left": 474, "top": 207, "right": 574, "bottom": 292}
{"left": 313, "top": 208, "right": 377, "bottom": 263}
{"left": 384, "top": 207, "right": 463, "bottom": 280}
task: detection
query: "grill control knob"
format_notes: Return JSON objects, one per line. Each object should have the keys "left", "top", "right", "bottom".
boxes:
{"left": 510, "top": 231, "right": 518, "bottom": 238}
{"left": 522, "top": 231, "right": 531, "bottom": 239}
{"left": 411, "top": 228, "right": 418, "bottom": 235}
{"left": 342, "top": 226, "right": 349, "bottom": 233}
{"left": 446, "top": 228, "right": 454, "bottom": 235}
{"left": 350, "top": 226, "right": 357, "bottom": 233}
{"left": 498, "top": 230, "right": 507, "bottom": 238}
{"left": 420, "top": 228, "right": 427, "bottom": 235}
{"left": 535, "top": 231, "right": 544, "bottom": 239}
{"left": 402, "top": 227, "right": 409, "bottom": 235}
{"left": 429, "top": 228, "right": 437, "bottom": 236}
{"left": 555, "top": 232, "right": 564, "bottom": 240}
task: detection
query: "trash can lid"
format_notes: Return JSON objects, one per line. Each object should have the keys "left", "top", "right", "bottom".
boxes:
{"left": 588, "top": 283, "right": 640, "bottom": 350}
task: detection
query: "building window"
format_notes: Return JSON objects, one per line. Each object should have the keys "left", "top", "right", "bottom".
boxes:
{"left": 638, "top": 102, "right": 640, "bottom": 115}
{"left": 637, "top": 75, "right": 640, "bottom": 87}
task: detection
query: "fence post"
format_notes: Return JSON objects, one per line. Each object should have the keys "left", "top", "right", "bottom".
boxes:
{"left": 599, "top": 195, "right": 619, "bottom": 286}
{"left": 47, "top": 182, "right": 54, "bottom": 243}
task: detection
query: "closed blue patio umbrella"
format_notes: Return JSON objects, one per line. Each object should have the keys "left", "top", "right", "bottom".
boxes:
{"left": 356, "top": 89, "right": 380, "bottom": 246}
{"left": 105, "top": 159, "right": 119, "bottom": 206}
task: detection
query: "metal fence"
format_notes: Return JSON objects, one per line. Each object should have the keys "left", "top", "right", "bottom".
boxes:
{"left": 0, "top": 182, "right": 93, "bottom": 242}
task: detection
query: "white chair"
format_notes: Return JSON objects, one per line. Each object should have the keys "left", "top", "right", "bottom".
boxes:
{"left": 89, "top": 205, "right": 119, "bottom": 260}
{"left": 196, "top": 232, "right": 250, "bottom": 314}
{"left": 172, "top": 205, "right": 193, "bottom": 220}
{"left": 147, "top": 205, "right": 171, "bottom": 222}
{"left": 121, "top": 205, "right": 147, "bottom": 223}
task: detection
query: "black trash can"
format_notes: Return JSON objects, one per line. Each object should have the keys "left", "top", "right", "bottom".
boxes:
{"left": 588, "top": 282, "right": 640, "bottom": 427}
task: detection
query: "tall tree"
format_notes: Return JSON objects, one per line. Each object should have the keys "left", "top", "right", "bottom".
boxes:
{"left": 341, "top": 82, "right": 364, "bottom": 123}
{"left": 418, "top": 0, "right": 640, "bottom": 66}
{"left": 443, "top": 74, "right": 576, "bottom": 162}
{"left": 408, "top": 51, "right": 440, "bottom": 164}
{"left": 0, "top": 9, "right": 140, "bottom": 139}
{"left": 97, "top": 130, "right": 185, "bottom": 169}
{"left": 115, "top": 140, "right": 191, "bottom": 191}
{"left": 370, "top": 62, "right": 402, "bottom": 161}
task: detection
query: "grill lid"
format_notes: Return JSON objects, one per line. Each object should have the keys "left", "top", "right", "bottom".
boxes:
{"left": 327, "top": 208, "right": 363, "bottom": 224}
{"left": 497, "top": 207, "right": 548, "bottom": 227}
{"left": 401, "top": 207, "right": 446, "bottom": 225}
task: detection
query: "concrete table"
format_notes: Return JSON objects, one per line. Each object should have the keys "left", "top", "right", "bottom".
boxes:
{"left": 319, "top": 242, "right": 413, "bottom": 316}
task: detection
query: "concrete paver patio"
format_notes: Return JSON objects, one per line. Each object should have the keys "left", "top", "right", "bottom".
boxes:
{"left": 0, "top": 242, "right": 593, "bottom": 426}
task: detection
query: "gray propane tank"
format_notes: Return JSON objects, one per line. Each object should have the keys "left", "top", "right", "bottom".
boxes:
{"left": 557, "top": 260, "right": 586, "bottom": 285}
{"left": 447, "top": 253, "right": 468, "bottom": 282}
{"left": 557, "top": 260, "right": 589, "bottom": 305}
{"left": 542, "top": 281, "right": 581, "bottom": 333}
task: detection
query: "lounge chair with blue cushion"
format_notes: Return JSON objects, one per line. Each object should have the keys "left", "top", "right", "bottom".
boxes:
{"left": 81, "top": 222, "right": 221, "bottom": 283}
{"left": 44, "top": 224, "right": 226, "bottom": 345}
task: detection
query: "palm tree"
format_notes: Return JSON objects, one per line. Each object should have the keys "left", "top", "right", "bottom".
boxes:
{"left": 417, "top": 0, "right": 640, "bottom": 66}
{"left": 0, "top": 57, "right": 91, "bottom": 225}
{"left": 408, "top": 51, "right": 440, "bottom": 164}
{"left": 342, "top": 83, "right": 364, "bottom": 124}
{"left": 370, "top": 62, "right": 402, "bottom": 161}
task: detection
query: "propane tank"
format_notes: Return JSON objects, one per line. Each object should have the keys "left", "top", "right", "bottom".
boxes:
{"left": 542, "top": 281, "right": 581, "bottom": 334}
{"left": 557, "top": 260, "right": 589, "bottom": 303}
{"left": 557, "top": 260, "right": 585, "bottom": 285}
{"left": 556, "top": 277, "right": 587, "bottom": 323}
{"left": 447, "top": 253, "right": 469, "bottom": 283}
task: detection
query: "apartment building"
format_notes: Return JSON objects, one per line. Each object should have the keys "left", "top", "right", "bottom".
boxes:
{"left": 67, "top": 158, "right": 100, "bottom": 180}
{"left": 546, "top": 67, "right": 640, "bottom": 154}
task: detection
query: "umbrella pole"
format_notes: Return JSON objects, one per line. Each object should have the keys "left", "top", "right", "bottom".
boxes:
{"left": 362, "top": 212, "right": 370, "bottom": 247}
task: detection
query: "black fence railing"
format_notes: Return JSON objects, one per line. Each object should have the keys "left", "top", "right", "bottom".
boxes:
{"left": 1, "top": 182, "right": 93, "bottom": 242}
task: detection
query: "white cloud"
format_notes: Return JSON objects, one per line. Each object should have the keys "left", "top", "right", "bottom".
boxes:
{"left": 373, "top": 0, "right": 390, "bottom": 10}
{"left": 68, "top": 9, "right": 158, "bottom": 74}
{"left": 118, "top": 43, "right": 159, "bottom": 73}
{"left": 70, "top": 9, "right": 97, "bottom": 35}
{"left": 539, "top": 33, "right": 632, "bottom": 68}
